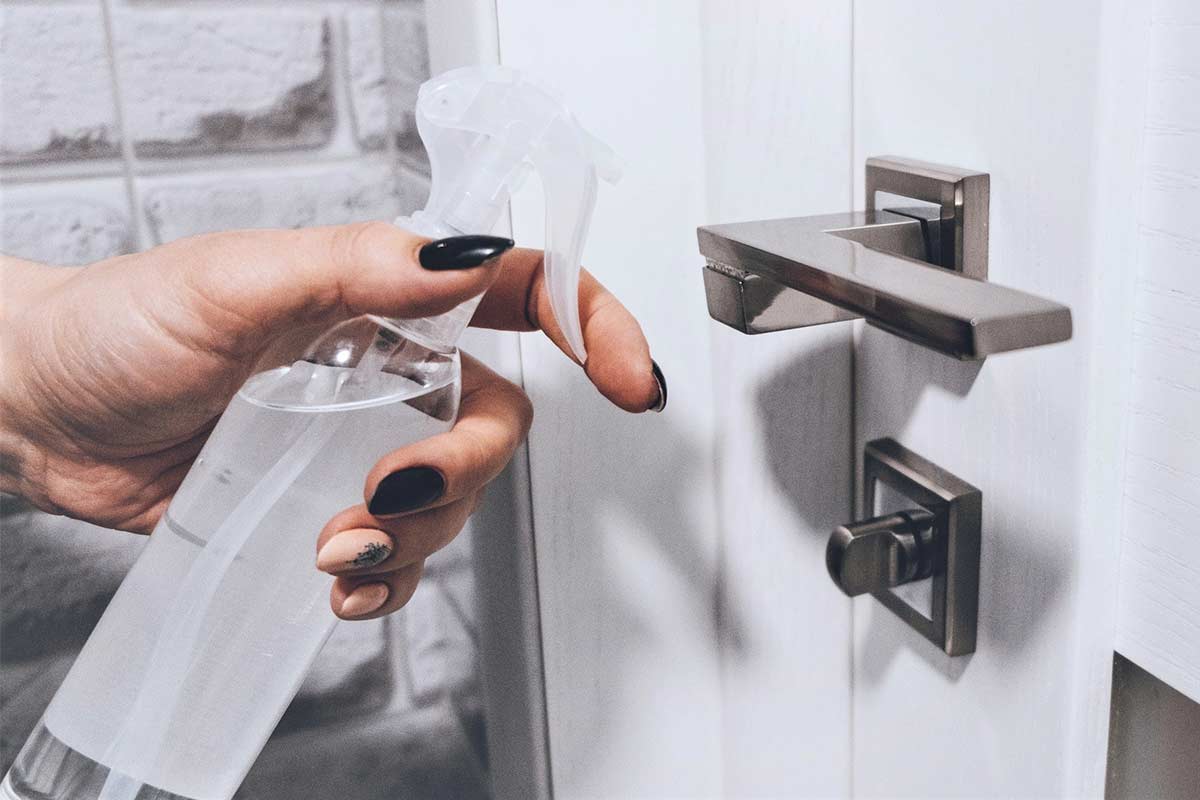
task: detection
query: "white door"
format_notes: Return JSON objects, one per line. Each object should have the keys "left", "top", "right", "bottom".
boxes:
{"left": 850, "top": 2, "right": 1149, "bottom": 797}
{"left": 497, "top": 3, "right": 854, "bottom": 797}
{"left": 482, "top": 2, "right": 1190, "bottom": 798}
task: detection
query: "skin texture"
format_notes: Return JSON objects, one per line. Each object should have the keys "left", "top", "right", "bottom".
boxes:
{"left": 0, "top": 222, "right": 660, "bottom": 620}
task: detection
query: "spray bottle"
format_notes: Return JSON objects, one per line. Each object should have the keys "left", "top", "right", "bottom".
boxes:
{"left": 2, "top": 66, "right": 619, "bottom": 800}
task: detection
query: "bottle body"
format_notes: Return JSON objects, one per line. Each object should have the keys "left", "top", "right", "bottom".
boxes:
{"left": 3, "top": 320, "right": 459, "bottom": 800}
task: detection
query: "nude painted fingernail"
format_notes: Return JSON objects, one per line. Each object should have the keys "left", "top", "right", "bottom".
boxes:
{"left": 339, "top": 582, "right": 390, "bottom": 619}
{"left": 317, "top": 529, "right": 394, "bottom": 574}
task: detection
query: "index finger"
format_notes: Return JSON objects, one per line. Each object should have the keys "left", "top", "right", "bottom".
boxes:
{"left": 362, "top": 354, "right": 532, "bottom": 517}
{"left": 471, "top": 247, "right": 664, "bottom": 413}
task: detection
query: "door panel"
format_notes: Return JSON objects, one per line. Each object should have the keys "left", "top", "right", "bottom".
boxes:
{"left": 497, "top": 2, "right": 857, "bottom": 797}
{"left": 852, "top": 2, "right": 1148, "bottom": 797}
{"left": 700, "top": 3, "right": 854, "bottom": 797}
{"left": 498, "top": 4, "right": 724, "bottom": 797}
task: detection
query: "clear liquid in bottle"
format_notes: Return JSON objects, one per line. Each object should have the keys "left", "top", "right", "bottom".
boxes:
{"left": 3, "top": 322, "right": 459, "bottom": 800}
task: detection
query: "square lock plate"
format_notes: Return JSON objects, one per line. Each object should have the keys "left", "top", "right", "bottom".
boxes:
{"left": 864, "top": 438, "right": 982, "bottom": 656}
{"left": 864, "top": 155, "right": 990, "bottom": 280}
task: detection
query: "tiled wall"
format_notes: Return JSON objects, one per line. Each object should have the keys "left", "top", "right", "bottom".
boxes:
{"left": 0, "top": 2, "right": 488, "bottom": 796}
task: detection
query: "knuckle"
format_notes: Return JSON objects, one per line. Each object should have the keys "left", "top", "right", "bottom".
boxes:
{"left": 168, "top": 231, "right": 236, "bottom": 280}
{"left": 459, "top": 427, "right": 495, "bottom": 475}
{"left": 394, "top": 565, "right": 424, "bottom": 606}
{"left": 491, "top": 377, "right": 534, "bottom": 440}
{"left": 513, "top": 388, "right": 534, "bottom": 437}
{"left": 424, "top": 511, "right": 468, "bottom": 555}
{"left": 523, "top": 253, "right": 548, "bottom": 330}
{"left": 357, "top": 219, "right": 399, "bottom": 247}
{"left": 332, "top": 221, "right": 392, "bottom": 272}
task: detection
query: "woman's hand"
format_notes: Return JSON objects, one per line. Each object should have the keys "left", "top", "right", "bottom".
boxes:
{"left": 0, "top": 222, "right": 664, "bottom": 618}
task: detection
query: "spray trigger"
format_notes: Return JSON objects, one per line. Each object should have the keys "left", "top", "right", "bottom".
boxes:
{"left": 406, "top": 66, "right": 620, "bottom": 364}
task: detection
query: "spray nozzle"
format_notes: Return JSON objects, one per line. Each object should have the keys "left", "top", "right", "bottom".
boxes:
{"left": 401, "top": 66, "right": 621, "bottom": 363}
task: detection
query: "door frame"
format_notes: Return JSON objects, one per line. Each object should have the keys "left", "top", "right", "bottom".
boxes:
{"left": 425, "top": 3, "right": 553, "bottom": 798}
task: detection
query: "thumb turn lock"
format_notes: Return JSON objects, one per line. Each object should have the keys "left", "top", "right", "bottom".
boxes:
{"left": 826, "top": 508, "right": 937, "bottom": 597}
{"left": 828, "top": 438, "right": 982, "bottom": 657}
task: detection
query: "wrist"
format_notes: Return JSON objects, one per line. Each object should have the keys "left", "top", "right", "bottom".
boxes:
{"left": 0, "top": 348, "right": 48, "bottom": 508}
{"left": 0, "top": 257, "right": 64, "bottom": 508}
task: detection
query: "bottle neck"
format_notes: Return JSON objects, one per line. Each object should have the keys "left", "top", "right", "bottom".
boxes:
{"left": 383, "top": 212, "right": 482, "bottom": 353}
{"left": 375, "top": 293, "right": 481, "bottom": 354}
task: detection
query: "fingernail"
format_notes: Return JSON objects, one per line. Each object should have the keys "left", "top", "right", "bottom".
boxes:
{"left": 419, "top": 235, "right": 514, "bottom": 271}
{"left": 649, "top": 359, "right": 668, "bottom": 412}
{"left": 368, "top": 466, "right": 445, "bottom": 516}
{"left": 317, "top": 528, "right": 394, "bottom": 574}
{"left": 339, "top": 582, "right": 390, "bottom": 619}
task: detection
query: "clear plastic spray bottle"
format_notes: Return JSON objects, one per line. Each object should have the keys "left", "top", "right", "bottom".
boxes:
{"left": 2, "top": 66, "right": 619, "bottom": 800}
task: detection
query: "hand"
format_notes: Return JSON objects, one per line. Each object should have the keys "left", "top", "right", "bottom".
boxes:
{"left": 0, "top": 222, "right": 664, "bottom": 618}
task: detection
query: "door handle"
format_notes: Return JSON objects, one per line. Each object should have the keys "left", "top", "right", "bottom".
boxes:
{"left": 833, "top": 439, "right": 982, "bottom": 657}
{"left": 697, "top": 156, "right": 1072, "bottom": 360}
{"left": 826, "top": 508, "right": 936, "bottom": 597}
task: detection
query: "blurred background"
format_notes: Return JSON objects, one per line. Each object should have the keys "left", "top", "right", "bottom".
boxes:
{"left": 0, "top": 1, "right": 493, "bottom": 796}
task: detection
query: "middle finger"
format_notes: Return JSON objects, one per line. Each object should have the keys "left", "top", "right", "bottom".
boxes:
{"left": 316, "top": 494, "right": 480, "bottom": 577}
{"left": 362, "top": 353, "right": 532, "bottom": 517}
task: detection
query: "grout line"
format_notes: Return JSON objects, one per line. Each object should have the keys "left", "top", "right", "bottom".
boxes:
{"left": 75, "top": 0, "right": 393, "bottom": 9}
{"left": 340, "top": 7, "right": 369, "bottom": 153}
{"left": 0, "top": 151, "right": 417, "bottom": 188}
{"left": 378, "top": 0, "right": 408, "bottom": 210}
{"left": 98, "top": 0, "right": 150, "bottom": 250}
{"left": 1, "top": 162, "right": 129, "bottom": 187}
{"left": 323, "top": 5, "right": 370, "bottom": 165}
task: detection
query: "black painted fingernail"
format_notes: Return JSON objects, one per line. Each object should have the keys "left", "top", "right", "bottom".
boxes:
{"left": 650, "top": 360, "right": 668, "bottom": 413}
{"left": 368, "top": 467, "right": 446, "bottom": 516}
{"left": 419, "top": 235, "right": 514, "bottom": 270}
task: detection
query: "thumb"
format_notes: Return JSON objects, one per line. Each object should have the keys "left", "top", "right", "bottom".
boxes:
{"left": 149, "top": 222, "right": 512, "bottom": 342}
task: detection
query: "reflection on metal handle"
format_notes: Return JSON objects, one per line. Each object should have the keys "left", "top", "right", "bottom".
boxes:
{"left": 826, "top": 508, "right": 936, "bottom": 597}
{"left": 697, "top": 156, "right": 1072, "bottom": 360}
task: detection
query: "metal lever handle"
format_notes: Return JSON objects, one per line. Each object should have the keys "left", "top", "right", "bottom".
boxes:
{"left": 698, "top": 156, "right": 1073, "bottom": 360}
{"left": 825, "top": 508, "right": 936, "bottom": 597}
